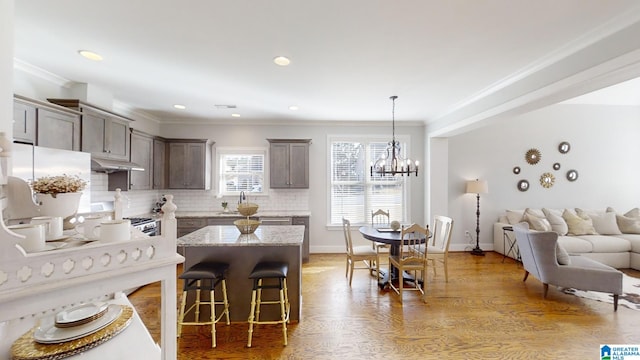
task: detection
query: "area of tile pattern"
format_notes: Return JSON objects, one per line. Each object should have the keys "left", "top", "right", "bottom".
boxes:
{"left": 129, "top": 252, "right": 640, "bottom": 359}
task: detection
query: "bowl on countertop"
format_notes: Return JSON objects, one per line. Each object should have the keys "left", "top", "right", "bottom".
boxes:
{"left": 237, "top": 203, "right": 259, "bottom": 217}
{"left": 234, "top": 219, "right": 261, "bottom": 234}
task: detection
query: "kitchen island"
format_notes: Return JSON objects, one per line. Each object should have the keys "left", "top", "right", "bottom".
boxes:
{"left": 177, "top": 225, "right": 304, "bottom": 322}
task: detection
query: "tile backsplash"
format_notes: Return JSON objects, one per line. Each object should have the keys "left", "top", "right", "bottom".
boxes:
{"left": 90, "top": 172, "right": 310, "bottom": 216}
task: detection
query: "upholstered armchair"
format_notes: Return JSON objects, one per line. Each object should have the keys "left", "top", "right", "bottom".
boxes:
{"left": 512, "top": 223, "right": 623, "bottom": 311}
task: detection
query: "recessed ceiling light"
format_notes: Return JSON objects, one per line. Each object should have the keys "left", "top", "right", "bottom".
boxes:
{"left": 288, "top": 105, "right": 299, "bottom": 111}
{"left": 273, "top": 56, "right": 291, "bottom": 66}
{"left": 173, "top": 104, "right": 186, "bottom": 110}
{"left": 78, "top": 50, "right": 103, "bottom": 61}
{"left": 231, "top": 113, "right": 241, "bottom": 118}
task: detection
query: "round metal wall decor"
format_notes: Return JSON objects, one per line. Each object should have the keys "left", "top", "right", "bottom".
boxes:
{"left": 540, "top": 172, "right": 555, "bottom": 188}
{"left": 525, "top": 148, "right": 542, "bottom": 165}
{"left": 566, "top": 169, "right": 579, "bottom": 181}
{"left": 513, "top": 166, "right": 521, "bottom": 174}
{"left": 553, "top": 163, "right": 561, "bottom": 170}
{"left": 558, "top": 141, "right": 571, "bottom": 154}
{"left": 517, "top": 179, "right": 530, "bottom": 192}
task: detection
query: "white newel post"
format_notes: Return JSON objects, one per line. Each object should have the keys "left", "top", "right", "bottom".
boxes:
{"left": 160, "top": 194, "right": 178, "bottom": 360}
{"left": 114, "top": 188, "right": 123, "bottom": 220}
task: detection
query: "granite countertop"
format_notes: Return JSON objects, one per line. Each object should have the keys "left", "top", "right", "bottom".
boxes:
{"left": 175, "top": 210, "right": 311, "bottom": 218}
{"left": 177, "top": 225, "right": 305, "bottom": 247}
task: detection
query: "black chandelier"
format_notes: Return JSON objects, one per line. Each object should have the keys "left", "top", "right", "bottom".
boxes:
{"left": 370, "top": 96, "right": 419, "bottom": 177}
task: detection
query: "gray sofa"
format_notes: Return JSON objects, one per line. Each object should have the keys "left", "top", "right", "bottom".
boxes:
{"left": 493, "top": 208, "right": 640, "bottom": 270}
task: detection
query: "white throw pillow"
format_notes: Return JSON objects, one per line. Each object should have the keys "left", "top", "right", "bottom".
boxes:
{"left": 542, "top": 208, "right": 568, "bottom": 236}
{"left": 562, "top": 209, "right": 597, "bottom": 236}
{"left": 576, "top": 208, "right": 621, "bottom": 235}
{"left": 505, "top": 210, "right": 525, "bottom": 225}
{"left": 556, "top": 243, "right": 571, "bottom": 265}
{"left": 607, "top": 207, "right": 640, "bottom": 234}
{"left": 523, "top": 212, "right": 552, "bottom": 232}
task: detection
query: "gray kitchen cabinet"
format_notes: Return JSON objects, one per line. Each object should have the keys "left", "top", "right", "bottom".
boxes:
{"left": 292, "top": 216, "right": 310, "bottom": 263}
{"left": 37, "top": 108, "right": 81, "bottom": 151}
{"left": 177, "top": 217, "right": 207, "bottom": 238}
{"left": 47, "top": 99, "right": 133, "bottom": 161}
{"left": 153, "top": 138, "right": 167, "bottom": 189}
{"left": 207, "top": 217, "right": 244, "bottom": 226}
{"left": 167, "top": 139, "right": 212, "bottom": 190}
{"left": 267, "top": 139, "right": 311, "bottom": 189}
{"left": 129, "top": 130, "right": 153, "bottom": 190}
{"left": 12, "top": 100, "right": 36, "bottom": 144}
{"left": 13, "top": 95, "right": 81, "bottom": 150}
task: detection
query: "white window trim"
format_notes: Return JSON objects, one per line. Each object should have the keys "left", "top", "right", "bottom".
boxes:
{"left": 215, "top": 146, "right": 269, "bottom": 196}
{"left": 326, "top": 134, "right": 412, "bottom": 229}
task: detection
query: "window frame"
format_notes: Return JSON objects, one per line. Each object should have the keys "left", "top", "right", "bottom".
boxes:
{"left": 215, "top": 146, "right": 269, "bottom": 196}
{"left": 327, "top": 135, "right": 411, "bottom": 228}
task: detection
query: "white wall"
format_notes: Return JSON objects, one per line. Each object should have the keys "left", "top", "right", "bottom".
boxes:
{"left": 1, "top": 1, "right": 13, "bottom": 135}
{"left": 161, "top": 121, "right": 426, "bottom": 253}
{"left": 446, "top": 103, "right": 640, "bottom": 251}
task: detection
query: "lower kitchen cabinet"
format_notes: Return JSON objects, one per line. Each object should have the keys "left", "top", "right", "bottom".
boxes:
{"left": 292, "top": 216, "right": 310, "bottom": 262}
{"left": 177, "top": 217, "right": 207, "bottom": 237}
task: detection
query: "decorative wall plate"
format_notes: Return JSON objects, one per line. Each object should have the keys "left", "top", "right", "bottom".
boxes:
{"left": 525, "top": 148, "right": 541, "bottom": 165}
{"left": 517, "top": 179, "right": 529, "bottom": 192}
{"left": 566, "top": 169, "right": 579, "bottom": 181}
{"left": 513, "top": 166, "right": 521, "bottom": 174}
{"left": 553, "top": 163, "right": 561, "bottom": 170}
{"left": 540, "top": 172, "right": 555, "bottom": 188}
{"left": 558, "top": 141, "right": 571, "bottom": 154}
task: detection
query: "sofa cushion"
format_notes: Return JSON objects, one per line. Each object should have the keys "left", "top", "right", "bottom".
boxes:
{"left": 543, "top": 208, "right": 568, "bottom": 235}
{"left": 574, "top": 235, "right": 631, "bottom": 253}
{"left": 607, "top": 207, "right": 640, "bottom": 234}
{"left": 556, "top": 243, "right": 571, "bottom": 265}
{"left": 557, "top": 236, "right": 593, "bottom": 253}
{"left": 562, "top": 209, "right": 597, "bottom": 236}
{"left": 614, "top": 234, "right": 640, "bottom": 253}
{"left": 523, "top": 212, "right": 552, "bottom": 231}
{"left": 576, "top": 208, "right": 621, "bottom": 235}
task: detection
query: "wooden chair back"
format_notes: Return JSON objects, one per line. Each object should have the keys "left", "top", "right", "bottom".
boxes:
{"left": 371, "top": 209, "right": 390, "bottom": 226}
{"left": 342, "top": 218, "right": 354, "bottom": 255}
{"left": 399, "top": 223, "right": 429, "bottom": 263}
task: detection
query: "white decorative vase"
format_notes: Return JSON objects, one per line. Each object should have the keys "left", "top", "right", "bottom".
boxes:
{"left": 35, "top": 192, "right": 82, "bottom": 230}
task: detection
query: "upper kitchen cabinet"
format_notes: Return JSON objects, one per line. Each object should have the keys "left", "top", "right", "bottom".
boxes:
{"left": 267, "top": 139, "right": 311, "bottom": 189}
{"left": 13, "top": 95, "right": 81, "bottom": 151}
{"left": 129, "top": 129, "right": 154, "bottom": 190}
{"left": 48, "top": 99, "right": 133, "bottom": 161}
{"left": 167, "top": 139, "right": 212, "bottom": 190}
{"left": 153, "top": 137, "right": 167, "bottom": 189}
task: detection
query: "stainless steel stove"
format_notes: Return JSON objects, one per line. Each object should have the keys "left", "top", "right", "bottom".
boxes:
{"left": 124, "top": 217, "right": 159, "bottom": 236}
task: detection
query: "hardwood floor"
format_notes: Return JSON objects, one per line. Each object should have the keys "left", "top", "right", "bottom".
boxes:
{"left": 129, "top": 252, "right": 640, "bottom": 359}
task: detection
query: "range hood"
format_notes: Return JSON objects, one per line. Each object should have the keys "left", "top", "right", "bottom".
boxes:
{"left": 91, "top": 157, "right": 144, "bottom": 173}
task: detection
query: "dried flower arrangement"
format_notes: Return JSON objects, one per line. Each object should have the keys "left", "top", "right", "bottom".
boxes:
{"left": 31, "top": 174, "right": 87, "bottom": 197}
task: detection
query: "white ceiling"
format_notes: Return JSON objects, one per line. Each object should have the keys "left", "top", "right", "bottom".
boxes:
{"left": 12, "top": 0, "right": 640, "bottom": 125}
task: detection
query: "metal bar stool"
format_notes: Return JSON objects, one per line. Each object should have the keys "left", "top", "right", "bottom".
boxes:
{"left": 177, "top": 261, "right": 230, "bottom": 348}
{"left": 247, "top": 261, "right": 290, "bottom": 348}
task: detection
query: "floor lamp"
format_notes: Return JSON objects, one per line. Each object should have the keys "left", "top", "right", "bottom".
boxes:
{"left": 466, "top": 179, "right": 488, "bottom": 256}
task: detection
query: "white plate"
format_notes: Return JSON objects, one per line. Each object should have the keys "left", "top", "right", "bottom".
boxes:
{"left": 46, "top": 234, "right": 70, "bottom": 242}
{"left": 34, "top": 304, "right": 122, "bottom": 344}
{"left": 55, "top": 302, "right": 108, "bottom": 326}
{"left": 40, "top": 242, "right": 68, "bottom": 251}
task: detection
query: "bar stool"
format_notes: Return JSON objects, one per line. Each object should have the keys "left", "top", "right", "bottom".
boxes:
{"left": 177, "top": 261, "right": 230, "bottom": 348}
{"left": 247, "top": 261, "right": 290, "bottom": 348}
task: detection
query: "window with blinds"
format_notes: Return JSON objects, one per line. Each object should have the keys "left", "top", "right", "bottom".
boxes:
{"left": 217, "top": 148, "right": 266, "bottom": 194}
{"left": 330, "top": 137, "right": 407, "bottom": 225}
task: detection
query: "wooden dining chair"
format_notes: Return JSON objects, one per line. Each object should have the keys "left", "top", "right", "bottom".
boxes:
{"left": 370, "top": 209, "right": 391, "bottom": 269}
{"left": 388, "top": 223, "right": 429, "bottom": 303}
{"left": 342, "top": 218, "right": 379, "bottom": 286}
{"left": 425, "top": 216, "right": 454, "bottom": 282}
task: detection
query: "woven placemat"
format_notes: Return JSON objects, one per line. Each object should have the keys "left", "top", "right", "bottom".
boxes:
{"left": 11, "top": 306, "right": 133, "bottom": 360}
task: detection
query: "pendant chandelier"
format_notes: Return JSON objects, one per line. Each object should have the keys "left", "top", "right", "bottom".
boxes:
{"left": 370, "top": 95, "right": 419, "bottom": 177}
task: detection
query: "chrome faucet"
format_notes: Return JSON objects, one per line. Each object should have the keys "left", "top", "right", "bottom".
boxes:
{"left": 239, "top": 191, "right": 246, "bottom": 205}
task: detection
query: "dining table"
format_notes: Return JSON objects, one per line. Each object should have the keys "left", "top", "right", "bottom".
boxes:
{"left": 358, "top": 225, "right": 427, "bottom": 290}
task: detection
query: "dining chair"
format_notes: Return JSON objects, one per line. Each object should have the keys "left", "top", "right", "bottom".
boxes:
{"left": 388, "top": 223, "right": 429, "bottom": 303}
{"left": 370, "top": 209, "right": 391, "bottom": 268}
{"left": 425, "top": 216, "right": 454, "bottom": 282}
{"left": 342, "top": 218, "right": 379, "bottom": 286}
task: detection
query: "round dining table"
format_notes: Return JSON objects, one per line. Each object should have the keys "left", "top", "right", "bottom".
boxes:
{"left": 358, "top": 225, "right": 426, "bottom": 289}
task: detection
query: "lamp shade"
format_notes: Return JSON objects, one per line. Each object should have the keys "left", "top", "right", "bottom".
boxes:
{"left": 466, "top": 179, "right": 488, "bottom": 194}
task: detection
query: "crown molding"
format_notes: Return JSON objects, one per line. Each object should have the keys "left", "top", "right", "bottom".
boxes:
{"left": 13, "top": 58, "right": 74, "bottom": 88}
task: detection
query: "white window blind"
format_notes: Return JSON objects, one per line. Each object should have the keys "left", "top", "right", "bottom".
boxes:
{"left": 330, "top": 138, "right": 406, "bottom": 225}
{"left": 218, "top": 148, "right": 266, "bottom": 194}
